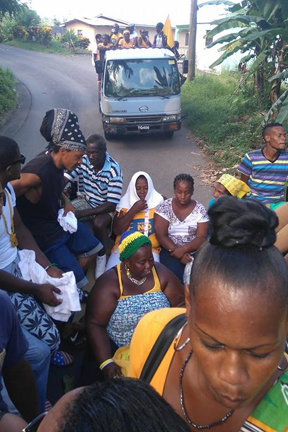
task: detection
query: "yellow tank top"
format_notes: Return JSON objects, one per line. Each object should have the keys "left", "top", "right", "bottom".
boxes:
{"left": 114, "top": 208, "right": 160, "bottom": 253}
{"left": 117, "top": 263, "right": 161, "bottom": 300}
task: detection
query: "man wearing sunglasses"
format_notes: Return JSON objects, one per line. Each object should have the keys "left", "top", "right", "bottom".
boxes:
{"left": 0, "top": 136, "right": 64, "bottom": 414}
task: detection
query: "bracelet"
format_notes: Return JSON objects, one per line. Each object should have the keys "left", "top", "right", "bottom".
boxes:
{"left": 45, "top": 263, "right": 58, "bottom": 271}
{"left": 99, "top": 358, "right": 114, "bottom": 371}
{"left": 64, "top": 199, "right": 71, "bottom": 204}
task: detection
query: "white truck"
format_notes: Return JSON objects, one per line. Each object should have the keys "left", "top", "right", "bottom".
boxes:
{"left": 98, "top": 48, "right": 182, "bottom": 140}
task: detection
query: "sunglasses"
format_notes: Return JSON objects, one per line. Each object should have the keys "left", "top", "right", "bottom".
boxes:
{"left": 22, "top": 412, "right": 47, "bottom": 432}
{"left": 10, "top": 154, "right": 26, "bottom": 166}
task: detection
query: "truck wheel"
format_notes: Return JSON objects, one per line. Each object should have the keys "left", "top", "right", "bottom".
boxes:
{"left": 164, "top": 131, "right": 174, "bottom": 138}
{"left": 104, "top": 131, "right": 113, "bottom": 141}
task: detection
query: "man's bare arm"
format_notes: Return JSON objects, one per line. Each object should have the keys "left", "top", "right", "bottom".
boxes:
{"left": 10, "top": 173, "right": 41, "bottom": 197}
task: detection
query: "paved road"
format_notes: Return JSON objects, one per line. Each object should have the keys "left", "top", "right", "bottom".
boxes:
{"left": 0, "top": 45, "right": 211, "bottom": 204}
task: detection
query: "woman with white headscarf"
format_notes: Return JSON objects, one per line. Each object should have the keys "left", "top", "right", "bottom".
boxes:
{"left": 106, "top": 172, "right": 164, "bottom": 270}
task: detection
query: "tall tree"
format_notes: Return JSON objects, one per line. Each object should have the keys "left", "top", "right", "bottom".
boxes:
{"left": 206, "top": 0, "right": 288, "bottom": 123}
{"left": 0, "top": 0, "right": 21, "bottom": 18}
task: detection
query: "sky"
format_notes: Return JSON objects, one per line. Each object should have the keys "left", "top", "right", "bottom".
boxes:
{"left": 27, "top": 0, "right": 221, "bottom": 26}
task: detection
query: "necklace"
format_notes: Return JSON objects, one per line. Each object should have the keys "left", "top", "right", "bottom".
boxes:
{"left": 126, "top": 266, "right": 147, "bottom": 286}
{"left": 179, "top": 350, "right": 234, "bottom": 429}
{"left": 2, "top": 191, "right": 18, "bottom": 248}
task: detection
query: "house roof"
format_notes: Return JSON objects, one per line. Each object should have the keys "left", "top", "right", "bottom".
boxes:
{"left": 63, "top": 14, "right": 175, "bottom": 30}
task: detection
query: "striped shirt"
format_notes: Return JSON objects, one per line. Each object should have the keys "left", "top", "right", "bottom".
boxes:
{"left": 65, "top": 153, "right": 123, "bottom": 207}
{"left": 237, "top": 149, "right": 288, "bottom": 204}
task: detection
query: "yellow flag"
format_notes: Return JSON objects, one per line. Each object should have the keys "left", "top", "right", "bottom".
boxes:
{"left": 163, "top": 15, "right": 174, "bottom": 48}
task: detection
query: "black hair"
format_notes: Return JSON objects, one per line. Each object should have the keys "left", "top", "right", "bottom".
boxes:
{"left": 103, "top": 34, "right": 111, "bottom": 42}
{"left": 0, "top": 136, "right": 20, "bottom": 170}
{"left": 96, "top": 33, "right": 102, "bottom": 40}
{"left": 262, "top": 122, "right": 284, "bottom": 140}
{"left": 190, "top": 197, "right": 288, "bottom": 309}
{"left": 173, "top": 173, "right": 194, "bottom": 189}
{"left": 156, "top": 22, "right": 164, "bottom": 29}
{"left": 57, "top": 378, "right": 190, "bottom": 432}
{"left": 86, "top": 134, "right": 107, "bottom": 151}
{"left": 174, "top": 41, "right": 179, "bottom": 48}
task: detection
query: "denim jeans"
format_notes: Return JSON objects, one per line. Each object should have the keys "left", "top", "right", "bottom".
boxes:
{"left": 22, "top": 328, "right": 50, "bottom": 413}
{"left": 0, "top": 329, "right": 50, "bottom": 415}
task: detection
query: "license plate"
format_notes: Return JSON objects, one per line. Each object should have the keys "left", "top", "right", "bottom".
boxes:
{"left": 138, "top": 125, "right": 150, "bottom": 130}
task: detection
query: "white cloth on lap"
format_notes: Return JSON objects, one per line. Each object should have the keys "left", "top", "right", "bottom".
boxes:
{"left": 57, "top": 209, "right": 78, "bottom": 233}
{"left": 18, "top": 249, "right": 81, "bottom": 322}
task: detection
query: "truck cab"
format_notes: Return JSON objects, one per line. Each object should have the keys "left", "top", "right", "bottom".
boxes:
{"left": 100, "top": 48, "right": 181, "bottom": 139}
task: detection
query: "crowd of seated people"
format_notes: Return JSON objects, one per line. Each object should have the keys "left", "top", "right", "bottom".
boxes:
{"left": 0, "top": 118, "right": 288, "bottom": 432}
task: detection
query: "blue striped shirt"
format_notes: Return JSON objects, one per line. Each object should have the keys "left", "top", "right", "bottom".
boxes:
{"left": 65, "top": 153, "right": 123, "bottom": 206}
{"left": 237, "top": 149, "right": 288, "bottom": 204}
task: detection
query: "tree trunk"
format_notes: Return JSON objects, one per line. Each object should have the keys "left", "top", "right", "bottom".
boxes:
{"left": 187, "top": 0, "right": 197, "bottom": 82}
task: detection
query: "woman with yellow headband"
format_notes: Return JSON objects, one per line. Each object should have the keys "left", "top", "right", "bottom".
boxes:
{"left": 209, "top": 174, "right": 251, "bottom": 207}
{"left": 86, "top": 231, "right": 184, "bottom": 380}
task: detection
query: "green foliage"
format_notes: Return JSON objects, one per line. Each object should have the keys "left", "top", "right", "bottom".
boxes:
{"left": 61, "top": 29, "right": 78, "bottom": 48}
{"left": 3, "top": 39, "right": 72, "bottom": 54}
{"left": 0, "top": 0, "right": 20, "bottom": 18}
{"left": 181, "top": 73, "right": 266, "bottom": 168}
{"left": 13, "top": 4, "right": 40, "bottom": 28}
{"left": 0, "top": 67, "right": 17, "bottom": 116}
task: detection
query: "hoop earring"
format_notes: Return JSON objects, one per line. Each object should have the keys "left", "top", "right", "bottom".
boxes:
{"left": 277, "top": 355, "right": 288, "bottom": 371}
{"left": 174, "top": 321, "right": 190, "bottom": 352}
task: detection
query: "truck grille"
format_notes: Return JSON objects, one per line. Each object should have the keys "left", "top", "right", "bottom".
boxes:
{"left": 126, "top": 116, "right": 162, "bottom": 124}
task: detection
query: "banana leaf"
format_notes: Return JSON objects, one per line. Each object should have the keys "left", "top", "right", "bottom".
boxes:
{"left": 241, "top": 50, "right": 267, "bottom": 82}
{"left": 269, "top": 71, "right": 288, "bottom": 82}
{"left": 263, "top": 89, "right": 288, "bottom": 123}
{"left": 209, "top": 40, "right": 243, "bottom": 68}
{"left": 198, "top": 0, "right": 234, "bottom": 8}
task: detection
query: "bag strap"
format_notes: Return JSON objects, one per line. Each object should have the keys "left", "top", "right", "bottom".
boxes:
{"left": 140, "top": 313, "right": 186, "bottom": 384}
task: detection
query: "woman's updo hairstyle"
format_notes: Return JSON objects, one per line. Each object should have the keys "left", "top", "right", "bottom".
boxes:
{"left": 209, "top": 197, "right": 277, "bottom": 248}
{"left": 190, "top": 197, "right": 288, "bottom": 307}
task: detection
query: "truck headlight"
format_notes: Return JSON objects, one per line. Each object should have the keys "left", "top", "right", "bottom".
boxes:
{"left": 162, "top": 114, "right": 180, "bottom": 122}
{"left": 110, "top": 117, "right": 126, "bottom": 124}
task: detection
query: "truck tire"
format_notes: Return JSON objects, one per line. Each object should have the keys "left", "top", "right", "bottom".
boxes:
{"left": 104, "top": 131, "right": 113, "bottom": 141}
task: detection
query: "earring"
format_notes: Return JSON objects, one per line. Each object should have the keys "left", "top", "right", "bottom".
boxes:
{"left": 174, "top": 321, "right": 190, "bottom": 352}
{"left": 125, "top": 264, "right": 131, "bottom": 277}
{"left": 277, "top": 355, "right": 288, "bottom": 371}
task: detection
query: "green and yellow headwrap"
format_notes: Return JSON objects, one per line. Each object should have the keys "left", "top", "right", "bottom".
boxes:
{"left": 119, "top": 231, "right": 152, "bottom": 261}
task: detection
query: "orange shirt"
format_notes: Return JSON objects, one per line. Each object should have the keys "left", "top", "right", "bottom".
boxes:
{"left": 118, "top": 38, "right": 134, "bottom": 48}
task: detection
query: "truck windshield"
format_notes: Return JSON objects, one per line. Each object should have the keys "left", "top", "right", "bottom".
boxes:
{"left": 104, "top": 58, "right": 180, "bottom": 98}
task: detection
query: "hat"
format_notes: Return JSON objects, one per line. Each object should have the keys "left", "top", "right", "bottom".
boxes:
{"left": 119, "top": 231, "right": 151, "bottom": 261}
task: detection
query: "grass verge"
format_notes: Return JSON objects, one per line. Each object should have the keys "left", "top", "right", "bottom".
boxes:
{"left": 3, "top": 39, "right": 74, "bottom": 55}
{"left": 181, "top": 72, "right": 268, "bottom": 169}
{"left": 0, "top": 67, "right": 17, "bottom": 121}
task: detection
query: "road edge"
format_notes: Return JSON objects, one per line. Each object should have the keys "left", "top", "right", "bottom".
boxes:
{"left": 0, "top": 79, "right": 32, "bottom": 137}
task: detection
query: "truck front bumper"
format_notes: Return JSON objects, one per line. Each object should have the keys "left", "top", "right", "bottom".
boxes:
{"left": 102, "top": 117, "right": 181, "bottom": 136}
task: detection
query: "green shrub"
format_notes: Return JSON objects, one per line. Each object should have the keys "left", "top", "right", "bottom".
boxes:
{"left": 181, "top": 73, "right": 266, "bottom": 168}
{"left": 0, "top": 67, "right": 17, "bottom": 116}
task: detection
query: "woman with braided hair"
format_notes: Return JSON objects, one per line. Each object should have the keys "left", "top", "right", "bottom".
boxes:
{"left": 129, "top": 197, "right": 288, "bottom": 431}
{"left": 155, "top": 173, "right": 209, "bottom": 283}
{"left": 86, "top": 231, "right": 184, "bottom": 380}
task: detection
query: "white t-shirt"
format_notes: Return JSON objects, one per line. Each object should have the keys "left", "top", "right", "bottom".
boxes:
{"left": 0, "top": 184, "right": 17, "bottom": 268}
{"left": 155, "top": 198, "right": 209, "bottom": 247}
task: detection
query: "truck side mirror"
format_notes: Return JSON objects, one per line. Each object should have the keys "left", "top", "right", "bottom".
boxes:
{"left": 182, "top": 60, "right": 188, "bottom": 74}
{"left": 95, "top": 60, "right": 103, "bottom": 74}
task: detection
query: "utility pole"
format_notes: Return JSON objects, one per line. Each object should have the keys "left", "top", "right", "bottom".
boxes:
{"left": 187, "top": 0, "right": 198, "bottom": 81}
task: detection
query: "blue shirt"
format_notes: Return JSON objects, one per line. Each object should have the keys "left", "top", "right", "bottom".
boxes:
{"left": 238, "top": 149, "right": 288, "bottom": 204}
{"left": 0, "top": 291, "right": 28, "bottom": 412}
{"left": 65, "top": 152, "right": 123, "bottom": 207}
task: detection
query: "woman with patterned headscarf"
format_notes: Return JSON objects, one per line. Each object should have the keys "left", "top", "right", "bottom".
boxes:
{"left": 86, "top": 230, "right": 184, "bottom": 380}
{"left": 12, "top": 108, "right": 103, "bottom": 298}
